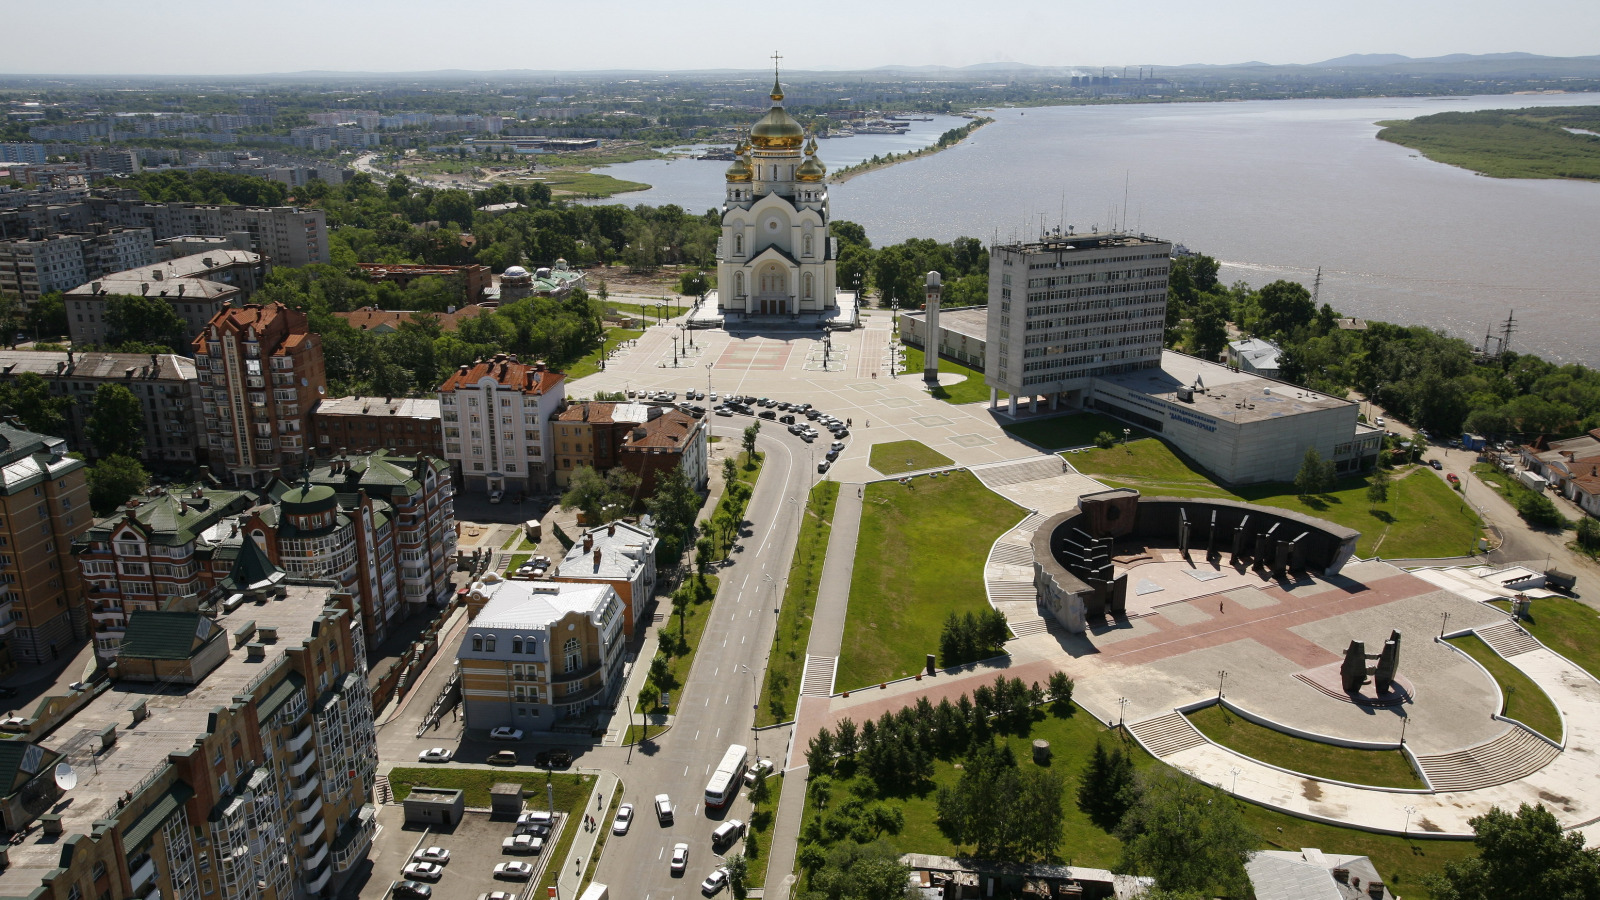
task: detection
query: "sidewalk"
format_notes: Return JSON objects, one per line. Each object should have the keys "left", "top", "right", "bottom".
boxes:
{"left": 374, "top": 604, "right": 467, "bottom": 728}
{"left": 558, "top": 769, "right": 621, "bottom": 900}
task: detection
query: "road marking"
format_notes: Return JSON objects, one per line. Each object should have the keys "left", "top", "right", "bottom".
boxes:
{"left": 694, "top": 730, "right": 700, "bottom": 741}
{"left": 716, "top": 727, "right": 721, "bottom": 737}
{"left": 724, "top": 694, "right": 730, "bottom": 705}
{"left": 741, "top": 635, "right": 746, "bottom": 644}
{"left": 658, "top": 847, "right": 665, "bottom": 860}
{"left": 683, "top": 766, "right": 690, "bottom": 777}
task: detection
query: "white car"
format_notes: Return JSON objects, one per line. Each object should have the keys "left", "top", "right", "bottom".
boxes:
{"left": 490, "top": 726, "right": 523, "bottom": 741}
{"left": 478, "top": 893, "right": 517, "bottom": 900}
{"left": 489, "top": 490, "right": 504, "bottom": 504}
{"left": 413, "top": 846, "right": 450, "bottom": 864}
{"left": 671, "top": 842, "right": 689, "bottom": 875}
{"left": 517, "top": 810, "right": 553, "bottom": 826}
{"left": 494, "top": 861, "right": 534, "bottom": 880}
{"left": 612, "top": 803, "right": 633, "bottom": 835}
{"left": 402, "top": 861, "right": 443, "bottom": 881}
{"left": 742, "top": 758, "right": 774, "bottom": 786}
{"left": 418, "top": 747, "right": 452, "bottom": 763}
{"left": 655, "top": 793, "right": 673, "bottom": 824}
{"left": 501, "top": 834, "right": 542, "bottom": 854}
{"left": 702, "top": 867, "right": 730, "bottom": 895}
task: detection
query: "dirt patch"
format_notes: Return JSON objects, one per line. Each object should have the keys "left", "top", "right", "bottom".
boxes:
{"left": 1415, "top": 816, "right": 1445, "bottom": 833}
{"left": 1538, "top": 790, "right": 1576, "bottom": 811}
{"left": 1301, "top": 779, "right": 1323, "bottom": 801}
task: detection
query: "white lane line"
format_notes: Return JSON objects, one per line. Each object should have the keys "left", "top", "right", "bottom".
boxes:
{"left": 683, "top": 766, "right": 690, "bottom": 777}
{"left": 724, "top": 694, "right": 730, "bottom": 705}
{"left": 694, "top": 730, "right": 700, "bottom": 741}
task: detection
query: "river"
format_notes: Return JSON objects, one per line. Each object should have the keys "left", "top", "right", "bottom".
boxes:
{"left": 587, "top": 95, "right": 1600, "bottom": 366}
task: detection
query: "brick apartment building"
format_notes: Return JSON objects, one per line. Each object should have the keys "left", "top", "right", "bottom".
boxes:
{"left": 311, "top": 396, "right": 443, "bottom": 458}
{"left": 0, "top": 423, "right": 91, "bottom": 670}
{"left": 553, "top": 401, "right": 708, "bottom": 496}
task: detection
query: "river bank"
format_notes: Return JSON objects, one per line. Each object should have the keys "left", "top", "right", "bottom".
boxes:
{"left": 829, "top": 116, "right": 993, "bottom": 185}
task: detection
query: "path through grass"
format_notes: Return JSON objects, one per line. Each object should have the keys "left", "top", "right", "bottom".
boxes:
{"left": 758, "top": 481, "right": 839, "bottom": 726}
{"left": 838, "top": 472, "right": 1020, "bottom": 688}
{"left": 1187, "top": 705, "right": 1424, "bottom": 788}
{"left": 1494, "top": 595, "right": 1600, "bottom": 681}
{"left": 867, "top": 440, "right": 955, "bottom": 476}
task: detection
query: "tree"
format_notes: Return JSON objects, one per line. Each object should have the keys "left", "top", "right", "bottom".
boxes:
{"left": 1252, "top": 279, "right": 1315, "bottom": 341}
{"left": 25, "top": 293, "right": 67, "bottom": 340}
{"left": 560, "top": 465, "right": 640, "bottom": 523}
{"left": 1077, "top": 740, "right": 1136, "bottom": 829}
{"left": 1366, "top": 465, "right": 1391, "bottom": 506}
{"left": 1295, "top": 448, "right": 1334, "bottom": 498}
{"left": 646, "top": 462, "right": 701, "bottom": 561}
{"left": 87, "top": 455, "right": 149, "bottom": 516}
{"left": 694, "top": 535, "right": 714, "bottom": 582}
{"left": 0, "top": 372, "right": 69, "bottom": 436}
{"left": 1117, "top": 769, "right": 1256, "bottom": 895}
{"left": 724, "top": 853, "right": 750, "bottom": 900}
{"left": 804, "top": 840, "right": 912, "bottom": 900}
{"left": 1515, "top": 490, "right": 1566, "bottom": 529}
{"left": 742, "top": 422, "right": 760, "bottom": 463}
{"left": 1190, "top": 294, "right": 1231, "bottom": 361}
{"left": 86, "top": 383, "right": 145, "bottom": 459}
{"left": 937, "top": 739, "right": 1063, "bottom": 862}
{"left": 806, "top": 727, "right": 835, "bottom": 772}
{"left": 1426, "top": 803, "right": 1600, "bottom": 900}
{"left": 1578, "top": 516, "right": 1600, "bottom": 551}
{"left": 102, "top": 293, "right": 189, "bottom": 352}
{"left": 1094, "top": 431, "right": 1118, "bottom": 449}
{"left": 722, "top": 455, "right": 738, "bottom": 487}
{"left": 1047, "top": 671, "right": 1075, "bottom": 707}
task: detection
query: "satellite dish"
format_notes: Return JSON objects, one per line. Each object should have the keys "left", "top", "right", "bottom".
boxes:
{"left": 54, "top": 763, "right": 77, "bottom": 791}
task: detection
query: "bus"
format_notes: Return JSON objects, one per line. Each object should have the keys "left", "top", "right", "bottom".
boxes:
{"left": 704, "top": 744, "right": 748, "bottom": 809}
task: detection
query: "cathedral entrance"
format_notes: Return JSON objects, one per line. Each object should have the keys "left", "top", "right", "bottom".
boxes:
{"left": 755, "top": 266, "right": 789, "bottom": 314}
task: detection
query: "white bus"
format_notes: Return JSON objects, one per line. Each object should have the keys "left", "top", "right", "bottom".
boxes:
{"left": 704, "top": 744, "right": 748, "bottom": 809}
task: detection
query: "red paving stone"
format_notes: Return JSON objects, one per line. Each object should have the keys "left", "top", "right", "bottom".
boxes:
{"left": 785, "top": 572, "right": 1438, "bottom": 761}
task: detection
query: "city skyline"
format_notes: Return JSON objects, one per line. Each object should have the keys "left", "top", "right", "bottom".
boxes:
{"left": 4, "top": 0, "right": 1597, "bottom": 76}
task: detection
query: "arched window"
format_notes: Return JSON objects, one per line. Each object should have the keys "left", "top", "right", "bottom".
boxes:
{"left": 804, "top": 273, "right": 813, "bottom": 299}
{"left": 771, "top": 165, "right": 778, "bottom": 181}
{"left": 803, "top": 233, "right": 813, "bottom": 257}
{"left": 734, "top": 234, "right": 743, "bottom": 255}
{"left": 563, "top": 638, "right": 581, "bottom": 673}
{"left": 734, "top": 272, "right": 744, "bottom": 296}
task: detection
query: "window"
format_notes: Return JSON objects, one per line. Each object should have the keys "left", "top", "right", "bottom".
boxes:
{"left": 512, "top": 638, "right": 522, "bottom": 654}
{"left": 472, "top": 635, "right": 483, "bottom": 652}
{"left": 564, "top": 638, "right": 581, "bottom": 673}
{"left": 485, "top": 636, "right": 496, "bottom": 652}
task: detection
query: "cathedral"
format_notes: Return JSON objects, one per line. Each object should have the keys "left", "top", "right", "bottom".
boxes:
{"left": 715, "top": 67, "right": 837, "bottom": 317}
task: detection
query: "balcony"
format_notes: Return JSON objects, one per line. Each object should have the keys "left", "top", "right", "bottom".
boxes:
{"left": 304, "top": 861, "right": 331, "bottom": 894}
{"left": 298, "top": 816, "right": 326, "bottom": 847}
{"left": 297, "top": 794, "right": 323, "bottom": 825}
{"left": 553, "top": 679, "right": 607, "bottom": 705}
{"left": 289, "top": 748, "right": 317, "bottom": 780}
{"left": 303, "top": 839, "right": 329, "bottom": 871}
{"left": 292, "top": 775, "right": 320, "bottom": 802}
{"left": 547, "top": 660, "right": 602, "bottom": 685}
{"left": 129, "top": 855, "right": 156, "bottom": 891}
{"left": 287, "top": 722, "right": 314, "bottom": 753}
{"left": 331, "top": 806, "right": 377, "bottom": 873}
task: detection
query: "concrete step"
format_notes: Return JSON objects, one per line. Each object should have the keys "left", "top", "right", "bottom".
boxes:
{"left": 973, "top": 457, "right": 1067, "bottom": 489}
{"left": 1477, "top": 622, "right": 1540, "bottom": 657}
{"left": 1007, "top": 618, "right": 1050, "bottom": 637}
{"left": 986, "top": 579, "right": 1037, "bottom": 601}
{"left": 800, "top": 655, "right": 837, "bottom": 697}
{"left": 1128, "top": 712, "right": 1208, "bottom": 758}
{"left": 1417, "top": 726, "right": 1559, "bottom": 791}
{"left": 989, "top": 543, "right": 1034, "bottom": 567}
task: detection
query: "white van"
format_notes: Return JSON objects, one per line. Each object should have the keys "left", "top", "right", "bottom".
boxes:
{"left": 711, "top": 819, "right": 744, "bottom": 847}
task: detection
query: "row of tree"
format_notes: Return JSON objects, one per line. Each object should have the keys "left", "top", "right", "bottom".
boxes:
{"left": 938, "top": 608, "right": 1010, "bottom": 667}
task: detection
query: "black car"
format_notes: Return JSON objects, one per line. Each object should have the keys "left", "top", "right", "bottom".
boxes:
{"left": 826, "top": 449, "right": 839, "bottom": 461}
{"left": 393, "top": 880, "right": 433, "bottom": 899}
{"left": 687, "top": 406, "right": 706, "bottom": 418}
{"left": 805, "top": 409, "right": 821, "bottom": 420}
{"left": 758, "top": 409, "right": 776, "bottom": 420}
{"left": 779, "top": 414, "right": 796, "bottom": 425}
{"left": 536, "top": 749, "right": 573, "bottom": 769}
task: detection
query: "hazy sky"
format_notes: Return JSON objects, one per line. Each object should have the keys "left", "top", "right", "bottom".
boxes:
{"left": 8, "top": 0, "right": 1597, "bottom": 75}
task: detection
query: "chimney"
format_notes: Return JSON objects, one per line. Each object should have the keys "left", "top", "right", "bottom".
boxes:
{"left": 593, "top": 548, "right": 602, "bottom": 566}
{"left": 1367, "top": 881, "right": 1385, "bottom": 899}
{"left": 583, "top": 534, "right": 593, "bottom": 553}
{"left": 607, "top": 522, "right": 616, "bottom": 537}
{"left": 1332, "top": 869, "right": 1349, "bottom": 884}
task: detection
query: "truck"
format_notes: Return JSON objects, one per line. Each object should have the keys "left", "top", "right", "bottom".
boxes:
{"left": 1518, "top": 470, "right": 1549, "bottom": 492}
{"left": 1546, "top": 569, "right": 1577, "bottom": 592}
{"left": 1461, "top": 433, "right": 1488, "bottom": 452}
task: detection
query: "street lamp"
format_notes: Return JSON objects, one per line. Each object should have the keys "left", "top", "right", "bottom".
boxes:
{"left": 1403, "top": 804, "right": 1417, "bottom": 835}
{"left": 706, "top": 361, "right": 713, "bottom": 397}
{"left": 1122, "top": 427, "right": 1131, "bottom": 445}
{"left": 1228, "top": 766, "right": 1241, "bottom": 793}
{"left": 740, "top": 664, "right": 759, "bottom": 759}
{"left": 1217, "top": 669, "right": 1228, "bottom": 699}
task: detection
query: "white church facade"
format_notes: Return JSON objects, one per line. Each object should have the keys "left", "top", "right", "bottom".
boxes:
{"left": 715, "top": 72, "right": 839, "bottom": 318}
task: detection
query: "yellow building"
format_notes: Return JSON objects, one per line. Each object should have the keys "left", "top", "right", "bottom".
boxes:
{"left": 0, "top": 421, "right": 92, "bottom": 672}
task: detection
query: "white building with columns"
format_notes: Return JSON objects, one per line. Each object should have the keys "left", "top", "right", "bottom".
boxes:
{"left": 715, "top": 72, "right": 837, "bottom": 317}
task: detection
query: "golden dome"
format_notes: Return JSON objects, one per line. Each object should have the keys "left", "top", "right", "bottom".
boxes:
{"left": 750, "top": 105, "right": 805, "bottom": 150}
{"left": 797, "top": 155, "right": 826, "bottom": 183}
{"left": 725, "top": 155, "right": 752, "bottom": 183}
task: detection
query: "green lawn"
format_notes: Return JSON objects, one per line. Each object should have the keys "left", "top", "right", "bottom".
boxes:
{"left": 1447, "top": 633, "right": 1563, "bottom": 742}
{"left": 500, "top": 531, "right": 527, "bottom": 551}
{"left": 639, "top": 574, "right": 721, "bottom": 714}
{"left": 567, "top": 327, "right": 644, "bottom": 380}
{"left": 1187, "top": 705, "right": 1424, "bottom": 789}
{"left": 501, "top": 553, "right": 531, "bottom": 576}
{"left": 1075, "top": 438, "right": 1483, "bottom": 559}
{"left": 746, "top": 774, "right": 783, "bottom": 887}
{"left": 387, "top": 766, "right": 592, "bottom": 810}
{"left": 899, "top": 344, "right": 1001, "bottom": 405}
{"left": 799, "top": 708, "right": 1472, "bottom": 899}
{"left": 758, "top": 481, "right": 840, "bottom": 727}
{"left": 1494, "top": 595, "right": 1600, "bottom": 681}
{"left": 837, "top": 472, "right": 1022, "bottom": 688}
{"left": 540, "top": 171, "right": 651, "bottom": 197}
{"left": 1376, "top": 107, "right": 1600, "bottom": 180}
{"left": 1004, "top": 413, "right": 1145, "bottom": 451}
{"left": 867, "top": 440, "right": 955, "bottom": 476}
{"left": 607, "top": 300, "right": 691, "bottom": 322}
{"left": 708, "top": 452, "right": 764, "bottom": 563}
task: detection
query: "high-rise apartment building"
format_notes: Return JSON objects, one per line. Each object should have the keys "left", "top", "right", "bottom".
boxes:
{"left": 64, "top": 249, "right": 267, "bottom": 346}
{"left": 85, "top": 198, "right": 329, "bottom": 267}
{"left": 0, "top": 225, "right": 156, "bottom": 304}
{"left": 0, "top": 583, "right": 378, "bottom": 900}
{"left": 0, "top": 350, "right": 203, "bottom": 464}
{"left": 439, "top": 353, "right": 566, "bottom": 496}
{"left": 985, "top": 232, "right": 1172, "bottom": 415}
{"left": 195, "top": 302, "right": 327, "bottom": 485}
{"left": 0, "top": 422, "right": 91, "bottom": 671}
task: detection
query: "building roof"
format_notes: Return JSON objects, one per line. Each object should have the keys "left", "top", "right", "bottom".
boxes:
{"left": 1247, "top": 849, "right": 1392, "bottom": 900}
{"left": 117, "top": 611, "right": 220, "bottom": 661}
{"left": 0, "top": 420, "right": 84, "bottom": 493}
{"left": 902, "top": 305, "right": 988, "bottom": 342}
{"left": 0, "top": 740, "right": 60, "bottom": 799}
{"left": 195, "top": 301, "right": 309, "bottom": 355}
{"left": 1094, "top": 350, "right": 1354, "bottom": 426}
{"left": 61, "top": 249, "right": 261, "bottom": 299}
{"left": 558, "top": 519, "right": 658, "bottom": 582}
{"left": 1228, "top": 337, "right": 1283, "bottom": 371}
{"left": 467, "top": 577, "right": 616, "bottom": 631}
{"left": 555, "top": 400, "right": 652, "bottom": 425}
{"left": 0, "top": 350, "right": 196, "bottom": 382}
{"left": 82, "top": 485, "right": 257, "bottom": 546}
{"left": 439, "top": 353, "right": 565, "bottom": 395}
{"left": 219, "top": 537, "right": 284, "bottom": 593}
{"left": 333, "top": 304, "right": 490, "bottom": 334}
{"left": 314, "top": 395, "right": 441, "bottom": 421}
{"left": 622, "top": 408, "right": 702, "bottom": 452}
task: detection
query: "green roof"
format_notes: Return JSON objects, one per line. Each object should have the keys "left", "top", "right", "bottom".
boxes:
{"left": 81, "top": 485, "right": 254, "bottom": 546}
{"left": 0, "top": 740, "right": 59, "bottom": 798}
{"left": 278, "top": 483, "right": 337, "bottom": 513}
{"left": 255, "top": 670, "right": 306, "bottom": 724}
{"left": 118, "top": 611, "right": 216, "bottom": 661}
{"left": 219, "top": 538, "right": 282, "bottom": 593}
{"left": 121, "top": 779, "right": 194, "bottom": 852}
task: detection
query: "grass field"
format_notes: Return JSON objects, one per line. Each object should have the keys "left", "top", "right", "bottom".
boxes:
{"left": 1074, "top": 438, "right": 1482, "bottom": 558}
{"left": 1004, "top": 413, "right": 1144, "bottom": 451}
{"left": 639, "top": 573, "right": 721, "bottom": 714}
{"left": 605, "top": 300, "right": 691, "bottom": 322}
{"left": 538, "top": 171, "right": 651, "bottom": 197}
{"left": 1494, "top": 595, "right": 1600, "bottom": 681}
{"left": 1187, "top": 705, "right": 1425, "bottom": 788}
{"left": 1446, "top": 633, "right": 1564, "bottom": 742}
{"left": 567, "top": 327, "right": 644, "bottom": 380}
{"left": 1376, "top": 107, "right": 1600, "bottom": 180}
{"left": 758, "top": 481, "right": 840, "bottom": 727}
{"left": 837, "top": 472, "right": 1021, "bottom": 688}
{"left": 799, "top": 708, "right": 1473, "bottom": 899}
{"left": 898, "top": 344, "right": 1001, "bottom": 405}
{"left": 501, "top": 553, "right": 531, "bottom": 576}
{"left": 708, "top": 452, "right": 764, "bottom": 563}
{"left": 867, "top": 440, "right": 955, "bottom": 476}
{"left": 746, "top": 774, "right": 783, "bottom": 887}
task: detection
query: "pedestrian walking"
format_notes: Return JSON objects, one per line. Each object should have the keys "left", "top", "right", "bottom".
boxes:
{"left": 1219, "top": 600, "right": 1225, "bottom": 614}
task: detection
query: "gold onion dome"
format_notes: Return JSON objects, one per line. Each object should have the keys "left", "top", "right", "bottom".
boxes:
{"left": 797, "top": 146, "right": 826, "bottom": 182}
{"left": 725, "top": 154, "right": 752, "bottom": 182}
{"left": 750, "top": 77, "right": 805, "bottom": 150}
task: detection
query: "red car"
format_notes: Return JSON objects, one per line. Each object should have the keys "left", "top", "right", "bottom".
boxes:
{"left": 1447, "top": 473, "right": 1460, "bottom": 487}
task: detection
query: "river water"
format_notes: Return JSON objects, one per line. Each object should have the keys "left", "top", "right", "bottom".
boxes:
{"left": 587, "top": 95, "right": 1600, "bottom": 365}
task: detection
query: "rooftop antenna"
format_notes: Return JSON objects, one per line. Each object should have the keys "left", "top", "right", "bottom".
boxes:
{"left": 1122, "top": 171, "right": 1130, "bottom": 233}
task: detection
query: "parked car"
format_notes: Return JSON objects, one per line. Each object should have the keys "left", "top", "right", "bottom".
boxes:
{"left": 517, "top": 810, "right": 554, "bottom": 827}
{"left": 413, "top": 847, "right": 451, "bottom": 864}
{"left": 1447, "top": 473, "right": 1461, "bottom": 486}
{"left": 715, "top": 407, "right": 734, "bottom": 417}
{"left": 418, "top": 747, "right": 452, "bottom": 763}
{"left": 393, "top": 880, "right": 432, "bottom": 899}
{"left": 743, "top": 759, "right": 774, "bottom": 785}
{"left": 758, "top": 409, "right": 776, "bottom": 420}
{"left": 494, "top": 862, "right": 534, "bottom": 880}
{"left": 831, "top": 441, "right": 845, "bottom": 452}
{"left": 817, "top": 460, "right": 831, "bottom": 474}
{"left": 402, "top": 862, "right": 443, "bottom": 881}
{"left": 805, "top": 409, "right": 821, "bottom": 420}
{"left": 711, "top": 819, "right": 745, "bottom": 847}
{"left": 671, "top": 842, "right": 689, "bottom": 875}
{"left": 1430, "top": 459, "right": 1443, "bottom": 470}
{"left": 490, "top": 726, "right": 523, "bottom": 741}
{"left": 655, "top": 794, "right": 674, "bottom": 824}
{"left": 488, "top": 490, "right": 504, "bottom": 504}
{"left": 501, "top": 834, "right": 542, "bottom": 854}
{"left": 779, "top": 414, "right": 796, "bottom": 424}
{"left": 478, "top": 893, "right": 516, "bottom": 900}
{"left": 535, "top": 749, "right": 572, "bottom": 768}
{"left": 826, "top": 449, "right": 839, "bottom": 462}
{"left": 799, "top": 432, "right": 815, "bottom": 443}
{"left": 613, "top": 803, "right": 633, "bottom": 835}
{"left": 487, "top": 750, "right": 518, "bottom": 766}
{"left": 702, "top": 867, "right": 730, "bottom": 895}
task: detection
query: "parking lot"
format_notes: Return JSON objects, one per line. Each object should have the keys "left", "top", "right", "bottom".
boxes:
{"left": 356, "top": 806, "right": 562, "bottom": 900}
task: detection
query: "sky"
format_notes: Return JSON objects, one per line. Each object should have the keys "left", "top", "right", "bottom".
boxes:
{"left": 7, "top": 0, "right": 1598, "bottom": 76}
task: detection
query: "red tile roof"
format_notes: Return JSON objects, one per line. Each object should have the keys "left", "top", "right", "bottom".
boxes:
{"left": 439, "top": 355, "right": 565, "bottom": 395}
